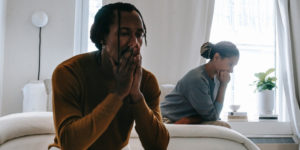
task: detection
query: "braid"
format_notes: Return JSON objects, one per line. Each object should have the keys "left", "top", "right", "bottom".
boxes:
{"left": 117, "top": 8, "right": 121, "bottom": 65}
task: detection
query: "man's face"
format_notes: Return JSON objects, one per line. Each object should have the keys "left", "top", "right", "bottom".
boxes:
{"left": 103, "top": 10, "right": 145, "bottom": 64}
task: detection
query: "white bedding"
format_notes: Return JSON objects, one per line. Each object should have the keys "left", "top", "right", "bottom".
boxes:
{"left": 0, "top": 112, "right": 259, "bottom": 150}
{"left": 130, "top": 124, "right": 259, "bottom": 150}
{"left": 0, "top": 112, "right": 54, "bottom": 145}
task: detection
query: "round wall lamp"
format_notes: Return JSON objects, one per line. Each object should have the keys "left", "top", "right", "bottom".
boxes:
{"left": 31, "top": 11, "right": 48, "bottom": 80}
{"left": 31, "top": 11, "right": 48, "bottom": 27}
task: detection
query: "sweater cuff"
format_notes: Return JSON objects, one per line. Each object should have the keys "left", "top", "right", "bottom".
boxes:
{"left": 214, "top": 101, "right": 223, "bottom": 117}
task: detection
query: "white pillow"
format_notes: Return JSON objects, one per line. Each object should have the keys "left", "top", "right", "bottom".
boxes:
{"left": 22, "top": 81, "right": 48, "bottom": 112}
{"left": 0, "top": 112, "right": 54, "bottom": 145}
{"left": 159, "top": 84, "right": 175, "bottom": 102}
{"left": 43, "top": 79, "right": 52, "bottom": 112}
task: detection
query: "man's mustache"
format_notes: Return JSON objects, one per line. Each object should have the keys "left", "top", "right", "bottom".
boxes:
{"left": 120, "top": 46, "right": 133, "bottom": 57}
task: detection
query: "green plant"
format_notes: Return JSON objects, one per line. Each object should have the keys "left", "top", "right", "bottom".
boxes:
{"left": 252, "top": 68, "right": 277, "bottom": 92}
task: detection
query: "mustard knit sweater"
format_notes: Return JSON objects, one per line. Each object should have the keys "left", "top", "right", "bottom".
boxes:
{"left": 50, "top": 51, "right": 169, "bottom": 150}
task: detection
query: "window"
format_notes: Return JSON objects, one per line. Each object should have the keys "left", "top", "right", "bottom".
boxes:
{"left": 74, "top": 0, "right": 102, "bottom": 54}
{"left": 87, "top": 0, "right": 102, "bottom": 52}
{"left": 210, "top": 0, "right": 283, "bottom": 120}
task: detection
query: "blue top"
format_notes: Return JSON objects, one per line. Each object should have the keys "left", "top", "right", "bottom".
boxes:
{"left": 160, "top": 65, "right": 223, "bottom": 122}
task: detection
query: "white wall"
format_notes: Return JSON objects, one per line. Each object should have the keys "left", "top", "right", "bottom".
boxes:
{"left": 1, "top": 0, "right": 75, "bottom": 115}
{"left": 103, "top": 0, "right": 213, "bottom": 85}
{"left": 0, "top": 0, "right": 7, "bottom": 116}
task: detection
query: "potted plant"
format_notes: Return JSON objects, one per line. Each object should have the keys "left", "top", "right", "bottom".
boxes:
{"left": 252, "top": 68, "right": 277, "bottom": 116}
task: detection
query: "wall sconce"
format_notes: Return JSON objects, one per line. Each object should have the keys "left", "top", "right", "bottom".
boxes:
{"left": 31, "top": 11, "right": 48, "bottom": 28}
{"left": 31, "top": 11, "right": 48, "bottom": 80}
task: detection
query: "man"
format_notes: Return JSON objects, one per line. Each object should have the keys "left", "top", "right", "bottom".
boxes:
{"left": 50, "top": 2, "right": 169, "bottom": 150}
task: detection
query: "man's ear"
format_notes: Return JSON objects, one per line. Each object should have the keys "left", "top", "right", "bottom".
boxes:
{"left": 100, "top": 39, "right": 106, "bottom": 45}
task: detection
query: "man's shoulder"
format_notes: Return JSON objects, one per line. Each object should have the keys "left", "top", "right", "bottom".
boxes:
{"left": 60, "top": 52, "right": 96, "bottom": 66}
{"left": 142, "top": 68, "right": 153, "bottom": 76}
{"left": 55, "top": 52, "right": 97, "bottom": 71}
{"left": 141, "top": 68, "right": 157, "bottom": 82}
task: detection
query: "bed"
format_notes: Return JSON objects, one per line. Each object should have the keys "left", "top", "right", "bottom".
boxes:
{"left": 0, "top": 81, "right": 260, "bottom": 150}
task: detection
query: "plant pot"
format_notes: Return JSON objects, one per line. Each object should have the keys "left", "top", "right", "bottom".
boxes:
{"left": 257, "top": 90, "right": 274, "bottom": 115}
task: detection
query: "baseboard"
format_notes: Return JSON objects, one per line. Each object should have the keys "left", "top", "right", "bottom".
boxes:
{"left": 249, "top": 136, "right": 299, "bottom": 150}
{"left": 256, "top": 143, "right": 298, "bottom": 150}
{"left": 249, "top": 137, "right": 296, "bottom": 144}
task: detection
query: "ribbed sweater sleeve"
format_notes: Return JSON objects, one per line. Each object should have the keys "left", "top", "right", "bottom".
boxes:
{"left": 131, "top": 71, "right": 170, "bottom": 150}
{"left": 52, "top": 65, "right": 124, "bottom": 150}
{"left": 185, "top": 76, "right": 219, "bottom": 121}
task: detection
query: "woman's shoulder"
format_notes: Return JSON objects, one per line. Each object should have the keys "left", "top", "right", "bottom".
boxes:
{"left": 182, "top": 65, "right": 209, "bottom": 84}
{"left": 173, "top": 65, "right": 210, "bottom": 94}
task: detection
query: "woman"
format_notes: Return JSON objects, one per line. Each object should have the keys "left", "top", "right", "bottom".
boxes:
{"left": 160, "top": 41, "right": 239, "bottom": 127}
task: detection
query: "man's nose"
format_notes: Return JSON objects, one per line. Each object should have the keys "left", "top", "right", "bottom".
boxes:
{"left": 129, "top": 34, "right": 139, "bottom": 47}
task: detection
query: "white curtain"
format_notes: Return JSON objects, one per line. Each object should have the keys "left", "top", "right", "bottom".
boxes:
{"left": 0, "top": 0, "right": 6, "bottom": 116}
{"left": 276, "top": 0, "right": 300, "bottom": 145}
{"left": 103, "top": 0, "right": 215, "bottom": 84}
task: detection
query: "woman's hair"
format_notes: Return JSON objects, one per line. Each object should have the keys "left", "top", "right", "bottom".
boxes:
{"left": 200, "top": 41, "right": 239, "bottom": 59}
{"left": 90, "top": 2, "right": 147, "bottom": 52}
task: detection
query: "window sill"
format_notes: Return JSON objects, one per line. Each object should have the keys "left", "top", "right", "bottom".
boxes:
{"left": 228, "top": 120, "right": 293, "bottom": 136}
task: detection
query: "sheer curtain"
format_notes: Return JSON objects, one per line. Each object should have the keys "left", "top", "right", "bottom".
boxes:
{"left": 276, "top": 0, "right": 300, "bottom": 145}
{"left": 0, "top": 0, "right": 6, "bottom": 116}
{"left": 103, "top": 0, "right": 215, "bottom": 84}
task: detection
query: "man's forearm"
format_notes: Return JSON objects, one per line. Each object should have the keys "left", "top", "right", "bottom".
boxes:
{"left": 131, "top": 98, "right": 169, "bottom": 150}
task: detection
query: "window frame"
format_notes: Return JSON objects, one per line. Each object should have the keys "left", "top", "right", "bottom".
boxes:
{"left": 229, "top": 121, "right": 293, "bottom": 137}
{"left": 74, "top": 0, "right": 89, "bottom": 55}
{"left": 210, "top": 0, "right": 291, "bottom": 135}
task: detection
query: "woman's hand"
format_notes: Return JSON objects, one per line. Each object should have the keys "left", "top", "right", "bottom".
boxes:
{"left": 218, "top": 70, "right": 230, "bottom": 85}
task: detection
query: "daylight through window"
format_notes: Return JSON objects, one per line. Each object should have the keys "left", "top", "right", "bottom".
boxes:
{"left": 210, "top": 0, "right": 277, "bottom": 120}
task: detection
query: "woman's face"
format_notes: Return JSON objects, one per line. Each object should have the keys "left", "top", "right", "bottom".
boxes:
{"left": 214, "top": 53, "right": 239, "bottom": 73}
{"left": 102, "top": 10, "right": 145, "bottom": 64}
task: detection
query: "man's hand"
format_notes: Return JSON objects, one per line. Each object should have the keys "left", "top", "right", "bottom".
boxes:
{"left": 129, "top": 48, "right": 143, "bottom": 103}
{"left": 108, "top": 47, "right": 136, "bottom": 99}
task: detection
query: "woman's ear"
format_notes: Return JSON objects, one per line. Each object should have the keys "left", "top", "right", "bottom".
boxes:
{"left": 212, "top": 52, "right": 221, "bottom": 61}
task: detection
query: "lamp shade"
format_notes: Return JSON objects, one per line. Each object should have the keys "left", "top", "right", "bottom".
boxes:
{"left": 31, "top": 11, "right": 48, "bottom": 27}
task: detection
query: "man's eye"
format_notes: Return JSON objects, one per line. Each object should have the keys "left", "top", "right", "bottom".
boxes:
{"left": 136, "top": 32, "right": 145, "bottom": 38}
{"left": 120, "top": 32, "right": 130, "bottom": 36}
